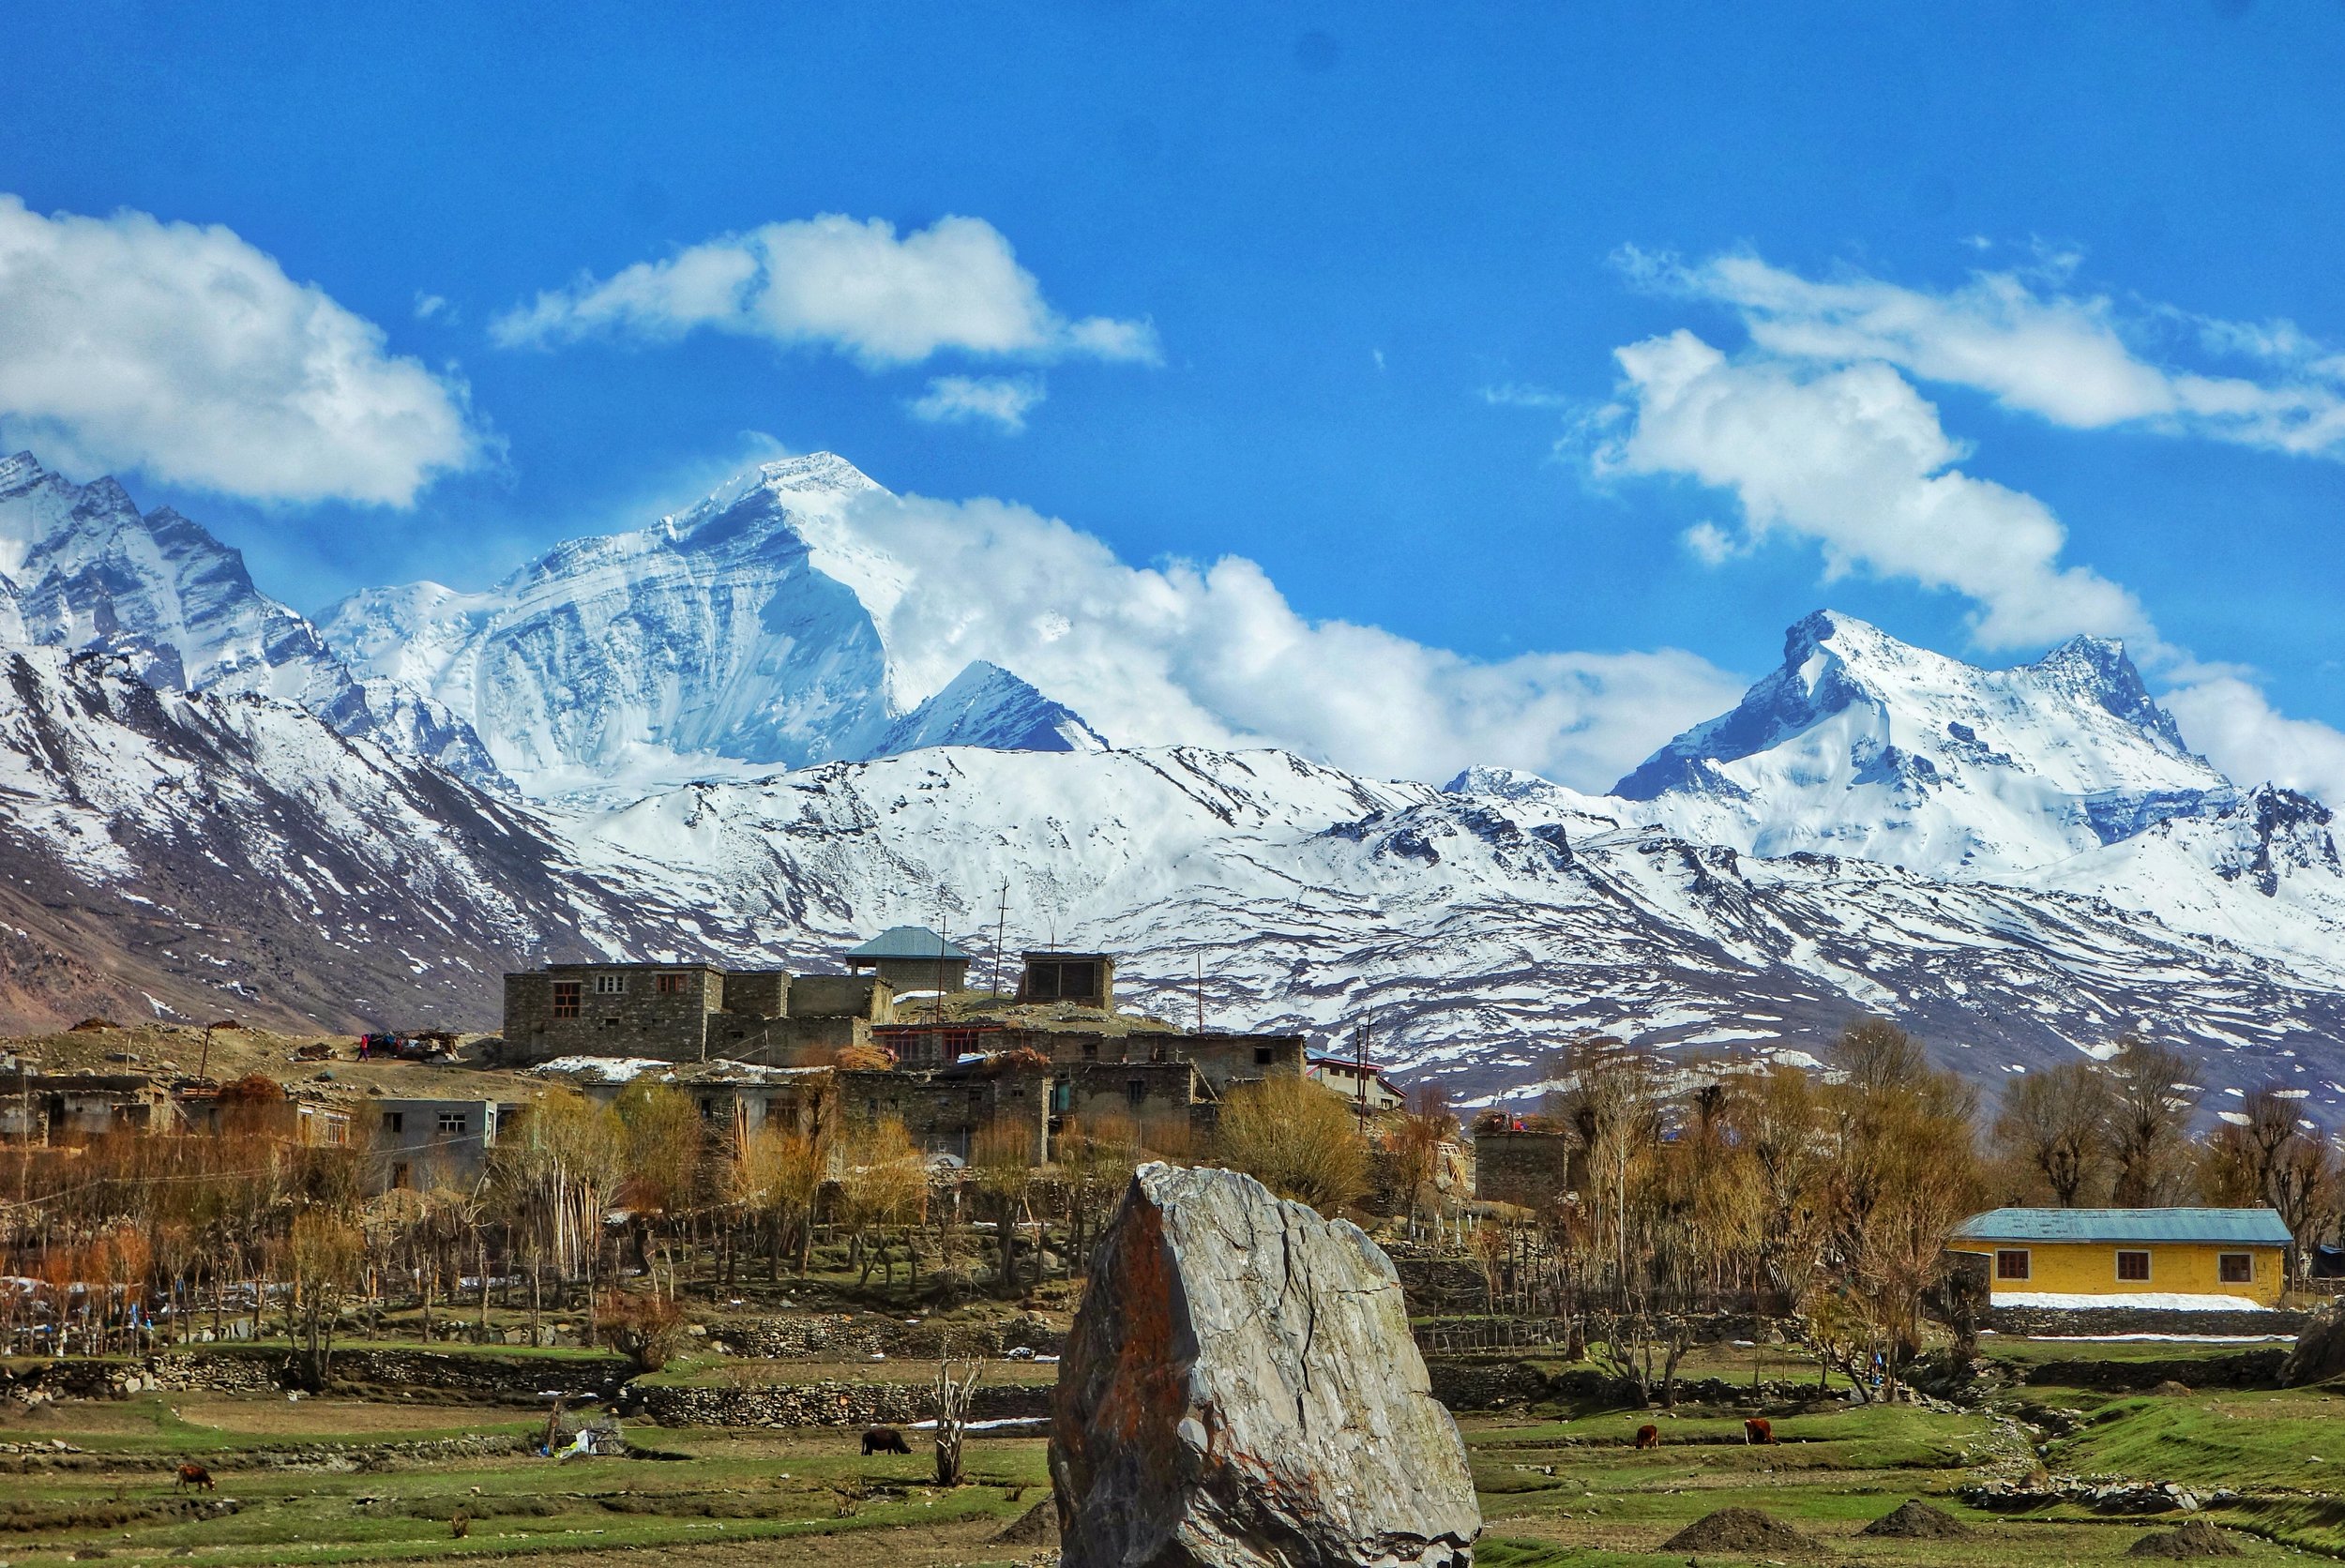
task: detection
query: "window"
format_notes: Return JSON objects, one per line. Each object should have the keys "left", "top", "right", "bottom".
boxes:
{"left": 1081, "top": 1039, "right": 1098, "bottom": 1060}
{"left": 1127, "top": 1079, "right": 1148, "bottom": 1108}
{"left": 656, "top": 972, "right": 687, "bottom": 995}
{"left": 552, "top": 981, "right": 582, "bottom": 1019}
{"left": 437, "top": 1112, "right": 469, "bottom": 1137}
{"left": 389, "top": 1162, "right": 411, "bottom": 1190}
{"left": 2117, "top": 1250, "right": 2152, "bottom": 1282}
{"left": 699, "top": 1097, "right": 718, "bottom": 1120}
{"left": 1995, "top": 1249, "right": 2031, "bottom": 1281}
{"left": 383, "top": 1111, "right": 404, "bottom": 1135}
{"left": 1254, "top": 1046, "right": 1275, "bottom": 1065}
{"left": 2220, "top": 1252, "right": 2254, "bottom": 1284}
{"left": 944, "top": 1029, "right": 978, "bottom": 1056}
{"left": 595, "top": 973, "right": 626, "bottom": 995}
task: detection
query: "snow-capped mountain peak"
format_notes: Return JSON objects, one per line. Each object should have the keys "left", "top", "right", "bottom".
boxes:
{"left": 320, "top": 452, "right": 1104, "bottom": 800}
{"left": 1614, "top": 610, "right": 2232, "bottom": 879}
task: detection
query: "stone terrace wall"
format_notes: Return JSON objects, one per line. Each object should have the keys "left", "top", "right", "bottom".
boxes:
{"left": 1988, "top": 1305, "right": 2308, "bottom": 1338}
{"left": 145, "top": 1346, "right": 628, "bottom": 1400}
{"left": 719, "top": 1314, "right": 1064, "bottom": 1360}
{"left": 637, "top": 1379, "right": 1051, "bottom": 1428}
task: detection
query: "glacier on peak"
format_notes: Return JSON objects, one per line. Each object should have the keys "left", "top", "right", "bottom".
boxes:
{"left": 319, "top": 453, "right": 1107, "bottom": 798}
{"left": 1611, "top": 608, "right": 2234, "bottom": 880}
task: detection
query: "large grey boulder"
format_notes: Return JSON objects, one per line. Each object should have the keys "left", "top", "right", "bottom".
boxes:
{"left": 1051, "top": 1162, "right": 1480, "bottom": 1568}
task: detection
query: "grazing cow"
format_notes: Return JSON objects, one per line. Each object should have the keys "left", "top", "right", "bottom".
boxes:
{"left": 1744, "top": 1417, "right": 1774, "bottom": 1445}
{"left": 861, "top": 1425, "right": 912, "bottom": 1456}
{"left": 1634, "top": 1424, "right": 1659, "bottom": 1450}
{"left": 174, "top": 1463, "right": 215, "bottom": 1492}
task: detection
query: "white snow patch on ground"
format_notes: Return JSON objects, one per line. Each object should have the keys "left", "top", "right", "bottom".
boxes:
{"left": 1991, "top": 1290, "right": 2269, "bottom": 1312}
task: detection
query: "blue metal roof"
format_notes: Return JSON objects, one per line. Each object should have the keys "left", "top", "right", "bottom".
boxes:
{"left": 1954, "top": 1207, "right": 2292, "bottom": 1246}
{"left": 845, "top": 926, "right": 975, "bottom": 961}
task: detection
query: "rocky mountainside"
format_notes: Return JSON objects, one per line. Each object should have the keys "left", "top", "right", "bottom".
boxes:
{"left": 5, "top": 447, "right": 2345, "bottom": 1108}
{"left": 321, "top": 456, "right": 1103, "bottom": 800}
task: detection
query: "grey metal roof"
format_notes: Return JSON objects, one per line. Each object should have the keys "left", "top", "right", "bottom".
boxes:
{"left": 845, "top": 926, "right": 975, "bottom": 961}
{"left": 1954, "top": 1207, "right": 2293, "bottom": 1246}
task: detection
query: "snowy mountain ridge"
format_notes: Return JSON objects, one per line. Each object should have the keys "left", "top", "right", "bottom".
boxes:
{"left": 6, "top": 446, "right": 2345, "bottom": 1108}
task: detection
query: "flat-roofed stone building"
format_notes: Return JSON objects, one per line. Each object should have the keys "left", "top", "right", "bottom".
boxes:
{"left": 501, "top": 962, "right": 894, "bottom": 1064}
{"left": 1017, "top": 951, "right": 1115, "bottom": 1010}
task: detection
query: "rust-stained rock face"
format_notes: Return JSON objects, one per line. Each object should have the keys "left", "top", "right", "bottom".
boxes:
{"left": 1051, "top": 1162, "right": 1479, "bottom": 1568}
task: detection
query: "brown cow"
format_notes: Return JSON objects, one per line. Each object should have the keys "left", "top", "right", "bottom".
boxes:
{"left": 1744, "top": 1417, "right": 1774, "bottom": 1445}
{"left": 1633, "top": 1424, "right": 1659, "bottom": 1450}
{"left": 861, "top": 1425, "right": 912, "bottom": 1455}
{"left": 174, "top": 1462, "right": 215, "bottom": 1491}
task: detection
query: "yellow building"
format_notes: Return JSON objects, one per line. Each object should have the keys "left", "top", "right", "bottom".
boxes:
{"left": 1951, "top": 1207, "right": 2292, "bottom": 1308}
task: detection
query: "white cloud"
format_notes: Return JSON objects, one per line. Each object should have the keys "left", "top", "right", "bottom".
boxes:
{"left": 907, "top": 375, "right": 1044, "bottom": 432}
{"left": 1594, "top": 329, "right": 2146, "bottom": 649}
{"left": 1626, "top": 249, "right": 2345, "bottom": 457}
{"left": 1680, "top": 520, "right": 1742, "bottom": 565}
{"left": 2164, "top": 678, "right": 2345, "bottom": 807}
{"left": 492, "top": 214, "right": 1158, "bottom": 369}
{"left": 802, "top": 489, "right": 1745, "bottom": 789}
{"left": 0, "top": 195, "right": 488, "bottom": 505}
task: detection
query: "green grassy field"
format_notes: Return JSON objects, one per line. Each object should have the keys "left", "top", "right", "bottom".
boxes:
{"left": 0, "top": 1345, "right": 2338, "bottom": 1564}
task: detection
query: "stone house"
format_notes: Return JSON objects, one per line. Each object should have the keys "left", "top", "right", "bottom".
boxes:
{"left": 371, "top": 1097, "right": 507, "bottom": 1193}
{"left": 1016, "top": 951, "right": 1116, "bottom": 1010}
{"left": 845, "top": 927, "right": 976, "bottom": 994}
{"left": 1470, "top": 1126, "right": 1574, "bottom": 1210}
{"left": 1307, "top": 1053, "right": 1407, "bottom": 1114}
{"left": 500, "top": 961, "right": 893, "bottom": 1064}
{"left": 837, "top": 1058, "right": 1053, "bottom": 1167}
{"left": 0, "top": 1071, "right": 177, "bottom": 1141}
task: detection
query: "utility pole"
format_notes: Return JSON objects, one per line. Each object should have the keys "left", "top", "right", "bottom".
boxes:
{"left": 931, "top": 891, "right": 949, "bottom": 1025}
{"left": 992, "top": 881, "right": 1010, "bottom": 1001}
{"left": 1355, "top": 1010, "right": 1371, "bottom": 1131}
{"left": 1194, "top": 951, "right": 1204, "bottom": 1034}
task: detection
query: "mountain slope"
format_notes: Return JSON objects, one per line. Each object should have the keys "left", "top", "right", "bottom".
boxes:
{"left": 0, "top": 645, "right": 675, "bottom": 1032}
{"left": 321, "top": 456, "right": 1106, "bottom": 797}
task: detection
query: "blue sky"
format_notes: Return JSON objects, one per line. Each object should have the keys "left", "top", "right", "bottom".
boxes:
{"left": 4, "top": 1, "right": 2344, "bottom": 792}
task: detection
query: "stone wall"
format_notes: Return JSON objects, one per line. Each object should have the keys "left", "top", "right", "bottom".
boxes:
{"left": 636, "top": 1379, "right": 1051, "bottom": 1428}
{"left": 719, "top": 1313, "right": 1063, "bottom": 1360}
{"left": 1986, "top": 1304, "right": 2308, "bottom": 1337}
{"left": 2005, "top": 1348, "right": 2288, "bottom": 1391}
{"left": 145, "top": 1345, "right": 628, "bottom": 1399}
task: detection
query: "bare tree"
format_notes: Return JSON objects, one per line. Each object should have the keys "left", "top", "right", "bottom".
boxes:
{"left": 1993, "top": 1059, "right": 2110, "bottom": 1206}
{"left": 2105, "top": 1036, "right": 2198, "bottom": 1206}
{"left": 931, "top": 1357, "right": 984, "bottom": 1487}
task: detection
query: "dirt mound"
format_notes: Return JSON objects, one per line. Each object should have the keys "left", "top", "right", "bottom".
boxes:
{"left": 1662, "top": 1506, "right": 1818, "bottom": 1554}
{"left": 1860, "top": 1499, "right": 1972, "bottom": 1538}
{"left": 2151, "top": 1380, "right": 2194, "bottom": 1397}
{"left": 993, "top": 1498, "right": 1059, "bottom": 1545}
{"left": 2128, "top": 1519, "right": 2244, "bottom": 1559}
